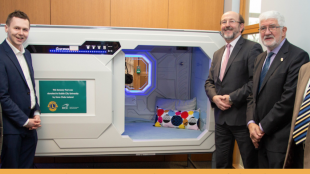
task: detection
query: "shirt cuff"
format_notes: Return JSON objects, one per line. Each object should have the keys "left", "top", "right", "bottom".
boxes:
{"left": 259, "top": 123, "right": 264, "bottom": 132}
{"left": 23, "top": 119, "right": 29, "bottom": 127}
{"left": 247, "top": 120, "right": 255, "bottom": 127}
{"left": 34, "top": 110, "right": 40, "bottom": 116}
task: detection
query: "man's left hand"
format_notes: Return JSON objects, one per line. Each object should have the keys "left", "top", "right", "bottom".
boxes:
{"left": 29, "top": 115, "right": 41, "bottom": 130}
{"left": 248, "top": 123, "right": 264, "bottom": 143}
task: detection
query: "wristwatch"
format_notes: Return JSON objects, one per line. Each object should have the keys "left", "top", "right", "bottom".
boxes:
{"left": 229, "top": 96, "right": 232, "bottom": 102}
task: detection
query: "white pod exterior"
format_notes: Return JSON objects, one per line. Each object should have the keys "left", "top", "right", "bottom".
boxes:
{"left": 0, "top": 25, "right": 225, "bottom": 156}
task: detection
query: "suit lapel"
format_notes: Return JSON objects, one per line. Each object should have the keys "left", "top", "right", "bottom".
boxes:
{"left": 214, "top": 46, "right": 225, "bottom": 82}
{"left": 259, "top": 40, "right": 289, "bottom": 94}
{"left": 294, "top": 71, "right": 310, "bottom": 122}
{"left": 223, "top": 37, "right": 244, "bottom": 79}
{"left": 24, "top": 52, "right": 33, "bottom": 76}
{"left": 254, "top": 52, "right": 267, "bottom": 98}
{"left": 2, "top": 40, "right": 28, "bottom": 85}
{"left": 24, "top": 52, "right": 36, "bottom": 88}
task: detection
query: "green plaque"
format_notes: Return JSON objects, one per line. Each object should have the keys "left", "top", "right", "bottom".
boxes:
{"left": 39, "top": 81, "right": 87, "bottom": 113}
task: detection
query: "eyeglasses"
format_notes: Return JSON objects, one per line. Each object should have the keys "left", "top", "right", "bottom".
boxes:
{"left": 220, "top": 20, "right": 241, "bottom": 25}
{"left": 259, "top": 25, "right": 283, "bottom": 33}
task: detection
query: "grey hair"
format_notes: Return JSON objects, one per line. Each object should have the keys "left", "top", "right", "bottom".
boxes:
{"left": 259, "top": 11, "right": 286, "bottom": 27}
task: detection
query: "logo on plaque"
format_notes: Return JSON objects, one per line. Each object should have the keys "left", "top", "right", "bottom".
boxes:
{"left": 48, "top": 101, "right": 58, "bottom": 112}
{"left": 62, "top": 104, "right": 69, "bottom": 109}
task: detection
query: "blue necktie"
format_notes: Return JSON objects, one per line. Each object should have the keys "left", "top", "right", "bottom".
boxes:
{"left": 293, "top": 84, "right": 310, "bottom": 145}
{"left": 258, "top": 52, "right": 274, "bottom": 91}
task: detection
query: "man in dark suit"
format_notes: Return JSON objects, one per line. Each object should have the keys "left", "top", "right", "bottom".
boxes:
{"left": 284, "top": 62, "right": 310, "bottom": 168}
{"left": 205, "top": 11, "right": 263, "bottom": 168}
{"left": 247, "top": 11, "right": 309, "bottom": 168}
{"left": 0, "top": 11, "right": 41, "bottom": 168}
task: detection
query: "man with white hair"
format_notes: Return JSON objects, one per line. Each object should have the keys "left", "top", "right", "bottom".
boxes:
{"left": 247, "top": 11, "right": 309, "bottom": 168}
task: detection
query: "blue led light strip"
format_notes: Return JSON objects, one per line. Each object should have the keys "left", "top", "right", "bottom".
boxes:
{"left": 49, "top": 50, "right": 107, "bottom": 54}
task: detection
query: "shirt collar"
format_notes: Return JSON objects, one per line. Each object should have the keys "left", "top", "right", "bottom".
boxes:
{"left": 267, "top": 38, "right": 286, "bottom": 54}
{"left": 6, "top": 38, "right": 25, "bottom": 55}
{"left": 226, "top": 35, "right": 241, "bottom": 48}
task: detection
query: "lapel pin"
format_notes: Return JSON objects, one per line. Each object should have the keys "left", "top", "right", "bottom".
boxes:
{"left": 281, "top": 58, "right": 283, "bottom": 62}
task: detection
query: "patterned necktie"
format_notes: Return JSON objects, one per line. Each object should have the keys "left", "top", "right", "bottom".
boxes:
{"left": 293, "top": 84, "right": 310, "bottom": 145}
{"left": 220, "top": 44, "right": 231, "bottom": 81}
{"left": 258, "top": 52, "right": 274, "bottom": 91}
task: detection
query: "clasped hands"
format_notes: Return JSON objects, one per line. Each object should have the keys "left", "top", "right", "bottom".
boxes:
{"left": 248, "top": 123, "right": 264, "bottom": 148}
{"left": 25, "top": 115, "right": 41, "bottom": 130}
{"left": 212, "top": 95, "right": 232, "bottom": 111}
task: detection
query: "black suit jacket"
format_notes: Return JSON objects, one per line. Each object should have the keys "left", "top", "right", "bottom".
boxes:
{"left": 205, "top": 37, "right": 263, "bottom": 126}
{"left": 0, "top": 40, "right": 40, "bottom": 135}
{"left": 247, "top": 39, "right": 309, "bottom": 153}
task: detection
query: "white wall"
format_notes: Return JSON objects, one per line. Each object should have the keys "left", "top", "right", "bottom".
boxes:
{"left": 261, "top": 0, "right": 310, "bottom": 54}
{"left": 224, "top": 0, "right": 240, "bottom": 13}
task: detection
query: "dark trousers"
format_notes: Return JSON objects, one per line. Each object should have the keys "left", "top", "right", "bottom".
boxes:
{"left": 258, "top": 146, "right": 286, "bottom": 168}
{"left": 215, "top": 123, "right": 258, "bottom": 168}
{"left": 283, "top": 141, "right": 304, "bottom": 168}
{"left": 291, "top": 142, "right": 304, "bottom": 168}
{"left": 1, "top": 130, "right": 37, "bottom": 168}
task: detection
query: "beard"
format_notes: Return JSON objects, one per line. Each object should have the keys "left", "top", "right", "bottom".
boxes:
{"left": 262, "top": 35, "right": 276, "bottom": 48}
{"left": 262, "top": 32, "right": 282, "bottom": 49}
{"left": 221, "top": 26, "right": 239, "bottom": 40}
